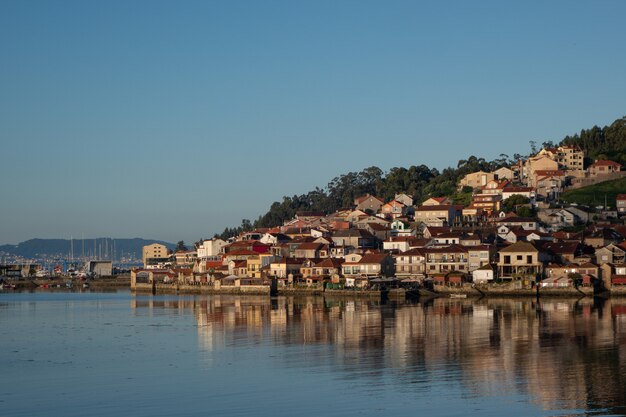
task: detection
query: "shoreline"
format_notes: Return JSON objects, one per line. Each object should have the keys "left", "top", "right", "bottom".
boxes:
{"left": 5, "top": 277, "right": 626, "bottom": 298}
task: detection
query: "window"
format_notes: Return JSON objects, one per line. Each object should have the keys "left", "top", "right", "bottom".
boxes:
{"left": 527, "top": 255, "right": 532, "bottom": 264}
{"left": 504, "top": 255, "right": 511, "bottom": 264}
{"left": 517, "top": 255, "right": 522, "bottom": 261}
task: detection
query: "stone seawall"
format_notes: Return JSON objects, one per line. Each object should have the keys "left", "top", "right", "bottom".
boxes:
{"left": 434, "top": 284, "right": 594, "bottom": 297}
{"left": 133, "top": 283, "right": 270, "bottom": 295}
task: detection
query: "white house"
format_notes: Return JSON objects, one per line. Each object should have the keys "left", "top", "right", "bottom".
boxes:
{"left": 472, "top": 264, "right": 494, "bottom": 284}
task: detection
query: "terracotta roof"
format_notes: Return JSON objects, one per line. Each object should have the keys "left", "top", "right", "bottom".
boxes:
{"left": 591, "top": 160, "right": 621, "bottom": 167}
{"left": 224, "top": 249, "right": 258, "bottom": 256}
{"left": 534, "top": 170, "right": 565, "bottom": 176}
{"left": 502, "top": 186, "right": 534, "bottom": 193}
{"left": 367, "top": 222, "right": 390, "bottom": 231}
{"left": 355, "top": 194, "right": 384, "bottom": 204}
{"left": 423, "top": 244, "right": 468, "bottom": 254}
{"left": 417, "top": 205, "right": 455, "bottom": 211}
{"left": 314, "top": 258, "right": 344, "bottom": 268}
{"left": 358, "top": 253, "right": 390, "bottom": 264}
{"left": 499, "top": 241, "right": 538, "bottom": 253}
{"left": 397, "top": 248, "right": 426, "bottom": 256}
{"left": 297, "top": 242, "right": 325, "bottom": 250}
{"left": 540, "top": 242, "right": 580, "bottom": 254}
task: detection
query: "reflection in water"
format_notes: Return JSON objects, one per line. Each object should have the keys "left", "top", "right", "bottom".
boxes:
{"left": 132, "top": 294, "right": 626, "bottom": 416}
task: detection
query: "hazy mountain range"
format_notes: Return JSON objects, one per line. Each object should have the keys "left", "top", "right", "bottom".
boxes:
{"left": 0, "top": 238, "right": 175, "bottom": 260}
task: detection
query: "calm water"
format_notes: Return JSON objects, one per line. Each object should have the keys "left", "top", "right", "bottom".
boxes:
{"left": 1, "top": 291, "right": 626, "bottom": 417}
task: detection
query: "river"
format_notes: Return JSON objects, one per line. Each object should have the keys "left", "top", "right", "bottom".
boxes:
{"left": 1, "top": 290, "right": 625, "bottom": 416}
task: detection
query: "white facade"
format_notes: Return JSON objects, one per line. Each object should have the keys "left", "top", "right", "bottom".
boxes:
{"left": 197, "top": 239, "right": 227, "bottom": 259}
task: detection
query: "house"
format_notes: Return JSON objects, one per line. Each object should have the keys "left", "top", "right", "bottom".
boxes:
{"left": 497, "top": 241, "right": 543, "bottom": 281}
{"left": 612, "top": 264, "right": 626, "bottom": 286}
{"left": 467, "top": 245, "right": 495, "bottom": 271}
{"left": 414, "top": 205, "right": 458, "bottom": 226}
{"left": 526, "top": 156, "right": 559, "bottom": 185}
{"left": 459, "top": 171, "right": 495, "bottom": 189}
{"left": 228, "top": 259, "right": 248, "bottom": 277}
{"left": 423, "top": 244, "right": 469, "bottom": 275}
{"left": 540, "top": 242, "right": 584, "bottom": 264}
{"left": 501, "top": 186, "right": 536, "bottom": 203}
{"left": 554, "top": 145, "right": 585, "bottom": 171}
{"left": 481, "top": 179, "right": 509, "bottom": 196}
{"left": 248, "top": 253, "right": 275, "bottom": 278}
{"left": 224, "top": 240, "right": 272, "bottom": 254}
{"left": 354, "top": 194, "right": 385, "bottom": 213}
{"left": 342, "top": 253, "right": 395, "bottom": 278}
{"left": 617, "top": 194, "right": 626, "bottom": 214}
{"left": 595, "top": 243, "right": 626, "bottom": 265}
{"left": 196, "top": 238, "right": 227, "bottom": 259}
{"left": 460, "top": 233, "right": 482, "bottom": 246}
{"left": 259, "top": 233, "right": 291, "bottom": 245}
{"left": 331, "top": 229, "right": 378, "bottom": 249}
{"left": 534, "top": 170, "right": 566, "bottom": 199}
{"left": 383, "top": 236, "right": 419, "bottom": 253}
{"left": 584, "top": 228, "right": 623, "bottom": 248}
{"left": 472, "top": 263, "right": 495, "bottom": 284}
{"left": 302, "top": 258, "right": 344, "bottom": 281}
{"left": 461, "top": 206, "right": 485, "bottom": 225}
{"left": 539, "top": 209, "right": 578, "bottom": 230}
{"left": 539, "top": 275, "right": 572, "bottom": 288}
{"left": 294, "top": 242, "right": 329, "bottom": 259}
{"left": 295, "top": 211, "right": 325, "bottom": 222}
{"left": 394, "top": 193, "right": 414, "bottom": 207}
{"left": 269, "top": 258, "right": 304, "bottom": 279}
{"left": 142, "top": 243, "right": 172, "bottom": 269}
{"left": 361, "top": 222, "right": 391, "bottom": 241}
{"left": 393, "top": 248, "right": 426, "bottom": 278}
{"left": 496, "top": 216, "right": 538, "bottom": 231}
{"left": 223, "top": 249, "right": 260, "bottom": 265}
{"left": 471, "top": 193, "right": 502, "bottom": 215}
{"left": 432, "top": 232, "right": 463, "bottom": 245}
{"left": 389, "top": 219, "right": 415, "bottom": 236}
{"left": 422, "top": 196, "right": 449, "bottom": 206}
{"left": 494, "top": 167, "right": 515, "bottom": 181}
{"left": 537, "top": 145, "right": 585, "bottom": 171}
{"left": 381, "top": 200, "right": 406, "bottom": 219}
{"left": 589, "top": 160, "right": 622, "bottom": 176}
{"left": 545, "top": 262, "right": 599, "bottom": 285}
{"left": 174, "top": 250, "right": 197, "bottom": 267}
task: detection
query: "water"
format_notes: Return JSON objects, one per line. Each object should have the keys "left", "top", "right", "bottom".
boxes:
{"left": 1, "top": 291, "right": 626, "bottom": 417}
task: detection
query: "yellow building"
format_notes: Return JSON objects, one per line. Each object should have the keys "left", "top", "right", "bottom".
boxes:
{"left": 142, "top": 243, "right": 171, "bottom": 268}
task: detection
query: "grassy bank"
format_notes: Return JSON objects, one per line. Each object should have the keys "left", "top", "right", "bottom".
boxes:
{"left": 561, "top": 177, "right": 626, "bottom": 207}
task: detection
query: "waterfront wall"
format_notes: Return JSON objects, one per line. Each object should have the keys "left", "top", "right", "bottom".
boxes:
{"left": 434, "top": 283, "right": 595, "bottom": 297}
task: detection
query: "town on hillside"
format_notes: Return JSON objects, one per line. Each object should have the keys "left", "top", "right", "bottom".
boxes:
{"left": 134, "top": 145, "right": 626, "bottom": 294}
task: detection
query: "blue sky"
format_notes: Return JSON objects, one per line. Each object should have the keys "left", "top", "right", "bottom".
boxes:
{"left": 1, "top": 0, "right": 625, "bottom": 245}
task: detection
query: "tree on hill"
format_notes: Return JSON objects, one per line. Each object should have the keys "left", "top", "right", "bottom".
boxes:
{"left": 560, "top": 116, "right": 626, "bottom": 166}
{"left": 176, "top": 241, "right": 187, "bottom": 252}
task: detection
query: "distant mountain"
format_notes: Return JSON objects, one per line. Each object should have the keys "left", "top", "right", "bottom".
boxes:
{"left": 0, "top": 238, "right": 175, "bottom": 260}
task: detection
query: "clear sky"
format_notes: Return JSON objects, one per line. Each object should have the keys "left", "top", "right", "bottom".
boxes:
{"left": 1, "top": 0, "right": 625, "bottom": 245}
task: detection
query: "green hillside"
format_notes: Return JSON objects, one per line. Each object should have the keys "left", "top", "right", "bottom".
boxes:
{"left": 560, "top": 177, "right": 626, "bottom": 208}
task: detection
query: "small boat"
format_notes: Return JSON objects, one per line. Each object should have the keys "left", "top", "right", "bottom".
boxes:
{"left": 83, "top": 283, "right": 90, "bottom": 289}
{"left": 450, "top": 293, "right": 467, "bottom": 299}
{"left": 65, "top": 281, "right": 74, "bottom": 289}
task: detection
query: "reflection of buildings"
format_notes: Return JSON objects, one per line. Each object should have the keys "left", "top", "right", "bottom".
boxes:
{"left": 130, "top": 295, "right": 626, "bottom": 415}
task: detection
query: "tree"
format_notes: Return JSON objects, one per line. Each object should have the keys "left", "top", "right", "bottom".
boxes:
{"left": 501, "top": 195, "right": 531, "bottom": 213}
{"left": 176, "top": 241, "right": 187, "bottom": 252}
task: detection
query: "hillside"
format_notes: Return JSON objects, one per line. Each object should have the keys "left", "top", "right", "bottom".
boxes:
{"left": 560, "top": 177, "right": 626, "bottom": 208}
{"left": 0, "top": 238, "right": 175, "bottom": 260}
{"left": 216, "top": 116, "right": 626, "bottom": 239}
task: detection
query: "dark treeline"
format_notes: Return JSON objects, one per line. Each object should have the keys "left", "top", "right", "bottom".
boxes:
{"left": 560, "top": 116, "right": 626, "bottom": 166}
{"left": 215, "top": 116, "right": 626, "bottom": 240}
